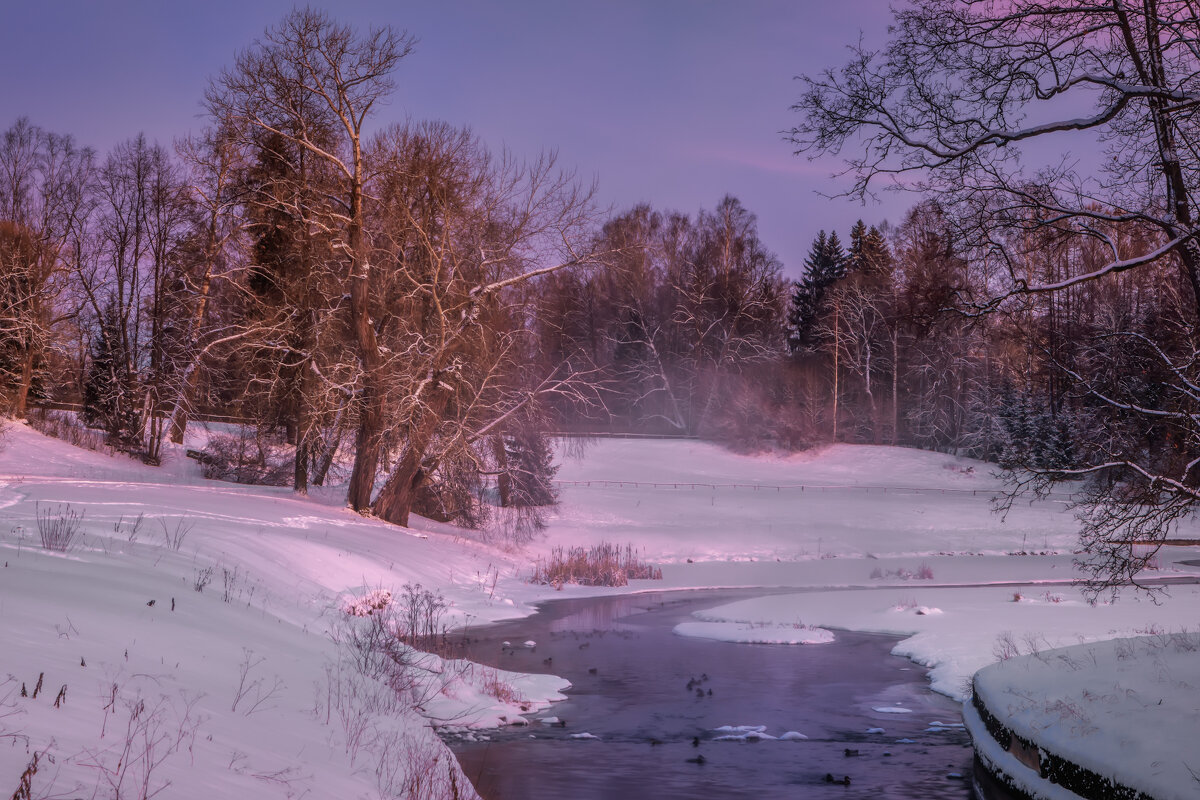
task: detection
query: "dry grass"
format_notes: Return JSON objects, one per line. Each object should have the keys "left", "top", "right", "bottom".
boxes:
{"left": 36, "top": 502, "right": 84, "bottom": 552}
{"left": 479, "top": 668, "right": 524, "bottom": 704}
{"left": 530, "top": 542, "right": 663, "bottom": 587}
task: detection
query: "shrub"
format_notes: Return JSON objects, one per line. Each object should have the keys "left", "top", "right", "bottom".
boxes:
{"left": 198, "top": 429, "right": 292, "bottom": 485}
{"left": 26, "top": 409, "right": 111, "bottom": 454}
{"left": 395, "top": 584, "right": 450, "bottom": 654}
{"left": 344, "top": 588, "right": 393, "bottom": 617}
{"left": 342, "top": 584, "right": 456, "bottom": 658}
{"left": 36, "top": 502, "right": 83, "bottom": 552}
{"left": 530, "top": 542, "right": 663, "bottom": 587}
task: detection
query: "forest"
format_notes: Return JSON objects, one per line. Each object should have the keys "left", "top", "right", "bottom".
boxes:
{"left": 2, "top": 4, "right": 1199, "bottom": 568}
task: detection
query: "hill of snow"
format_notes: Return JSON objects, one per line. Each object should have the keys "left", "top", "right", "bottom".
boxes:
{"left": 0, "top": 423, "right": 565, "bottom": 799}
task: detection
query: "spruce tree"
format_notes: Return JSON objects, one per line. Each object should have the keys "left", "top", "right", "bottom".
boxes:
{"left": 503, "top": 430, "right": 559, "bottom": 507}
{"left": 846, "top": 220, "right": 890, "bottom": 277}
{"left": 787, "top": 229, "right": 847, "bottom": 353}
{"left": 81, "top": 303, "right": 141, "bottom": 448}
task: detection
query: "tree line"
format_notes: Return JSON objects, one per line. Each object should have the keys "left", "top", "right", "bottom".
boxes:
{"left": 5, "top": 3, "right": 1199, "bottom": 569}
{"left": 790, "top": 0, "right": 1200, "bottom": 595}
{"left": 0, "top": 9, "right": 790, "bottom": 533}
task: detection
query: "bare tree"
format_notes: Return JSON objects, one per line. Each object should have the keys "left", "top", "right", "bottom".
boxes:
{"left": 793, "top": 0, "right": 1200, "bottom": 593}
{"left": 365, "top": 122, "right": 605, "bottom": 527}
{"left": 0, "top": 119, "right": 94, "bottom": 417}
{"left": 208, "top": 7, "right": 414, "bottom": 509}
{"left": 73, "top": 136, "right": 188, "bottom": 459}
{"left": 672, "top": 196, "right": 785, "bottom": 434}
{"left": 584, "top": 205, "right": 689, "bottom": 431}
{"left": 165, "top": 124, "right": 246, "bottom": 444}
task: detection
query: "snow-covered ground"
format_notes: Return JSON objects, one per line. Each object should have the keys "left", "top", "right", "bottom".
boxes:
{"left": 0, "top": 424, "right": 564, "bottom": 799}
{"left": 968, "top": 635, "right": 1200, "bottom": 800}
{"left": 546, "top": 439, "right": 1083, "bottom": 563}
{"left": 2, "top": 424, "right": 1198, "bottom": 798}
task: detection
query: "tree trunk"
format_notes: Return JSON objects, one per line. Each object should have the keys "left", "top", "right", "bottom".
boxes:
{"left": 167, "top": 365, "right": 198, "bottom": 444}
{"left": 346, "top": 169, "right": 385, "bottom": 513}
{"left": 492, "top": 434, "right": 512, "bottom": 508}
{"left": 831, "top": 301, "right": 840, "bottom": 442}
{"left": 312, "top": 400, "right": 347, "bottom": 487}
{"left": 10, "top": 339, "right": 35, "bottom": 418}
{"left": 891, "top": 331, "right": 899, "bottom": 446}
{"left": 371, "top": 387, "right": 451, "bottom": 526}
{"left": 294, "top": 435, "right": 309, "bottom": 495}
{"left": 166, "top": 227, "right": 218, "bottom": 445}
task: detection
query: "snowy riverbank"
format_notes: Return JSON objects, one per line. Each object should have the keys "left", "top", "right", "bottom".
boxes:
{"left": 2, "top": 423, "right": 1198, "bottom": 798}
{"left": 968, "top": 635, "right": 1200, "bottom": 800}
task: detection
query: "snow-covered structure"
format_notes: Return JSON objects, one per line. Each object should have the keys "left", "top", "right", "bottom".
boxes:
{"left": 966, "top": 635, "right": 1200, "bottom": 800}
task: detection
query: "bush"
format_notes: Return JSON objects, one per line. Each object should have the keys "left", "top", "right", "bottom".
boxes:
{"left": 701, "top": 370, "right": 820, "bottom": 453}
{"left": 198, "top": 428, "right": 292, "bottom": 485}
{"left": 531, "top": 542, "right": 663, "bottom": 587}
{"left": 26, "top": 409, "right": 111, "bottom": 454}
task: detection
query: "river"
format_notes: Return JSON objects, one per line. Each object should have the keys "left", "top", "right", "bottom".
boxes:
{"left": 448, "top": 589, "right": 972, "bottom": 799}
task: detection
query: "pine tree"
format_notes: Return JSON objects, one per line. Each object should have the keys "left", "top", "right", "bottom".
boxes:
{"left": 787, "top": 230, "right": 847, "bottom": 353}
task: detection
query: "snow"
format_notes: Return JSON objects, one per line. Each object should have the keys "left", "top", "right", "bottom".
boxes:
{"left": 712, "top": 731, "right": 777, "bottom": 741}
{"left": 670, "top": 583, "right": 1200, "bottom": 701}
{"left": 872, "top": 706, "right": 913, "bottom": 714}
{"left": 962, "top": 700, "right": 1091, "bottom": 800}
{"left": 0, "top": 424, "right": 568, "bottom": 799}
{"left": 972, "top": 635, "right": 1200, "bottom": 800}
{"left": 711, "top": 725, "right": 778, "bottom": 742}
{"left": 3, "top": 425, "right": 1199, "bottom": 798}
{"left": 712, "top": 724, "right": 768, "bottom": 734}
{"left": 673, "top": 620, "right": 834, "bottom": 645}
{"left": 544, "top": 440, "right": 1083, "bottom": 565}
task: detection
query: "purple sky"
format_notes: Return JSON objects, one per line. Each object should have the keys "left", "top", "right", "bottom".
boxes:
{"left": 1, "top": 1, "right": 907, "bottom": 278}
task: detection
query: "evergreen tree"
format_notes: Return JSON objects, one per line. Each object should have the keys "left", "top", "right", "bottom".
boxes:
{"left": 81, "top": 302, "right": 141, "bottom": 448}
{"left": 994, "top": 385, "right": 1079, "bottom": 471}
{"left": 787, "top": 229, "right": 846, "bottom": 353}
{"left": 503, "top": 430, "right": 559, "bottom": 507}
{"left": 846, "top": 220, "right": 890, "bottom": 277}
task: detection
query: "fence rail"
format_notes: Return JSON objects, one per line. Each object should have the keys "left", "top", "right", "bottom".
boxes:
{"left": 30, "top": 402, "right": 251, "bottom": 426}
{"left": 30, "top": 405, "right": 701, "bottom": 437}
{"left": 551, "top": 478, "right": 1076, "bottom": 500}
{"left": 28, "top": 404, "right": 1074, "bottom": 501}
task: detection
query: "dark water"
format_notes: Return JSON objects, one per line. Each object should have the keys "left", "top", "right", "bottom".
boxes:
{"left": 449, "top": 590, "right": 972, "bottom": 800}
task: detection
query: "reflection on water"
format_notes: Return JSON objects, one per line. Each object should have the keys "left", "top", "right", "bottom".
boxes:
{"left": 450, "top": 590, "right": 972, "bottom": 800}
